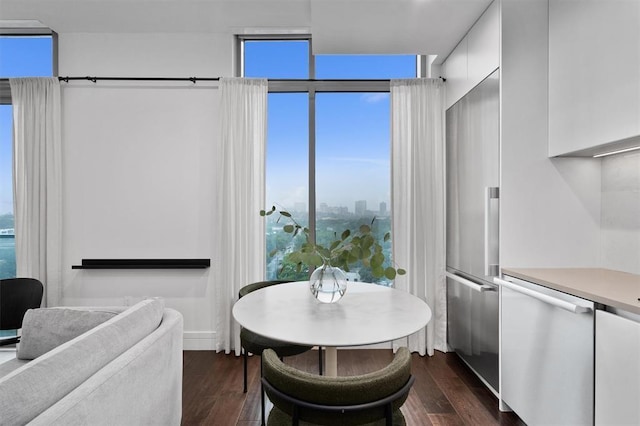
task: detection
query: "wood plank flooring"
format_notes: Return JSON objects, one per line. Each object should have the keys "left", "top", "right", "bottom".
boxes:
{"left": 182, "top": 349, "right": 525, "bottom": 426}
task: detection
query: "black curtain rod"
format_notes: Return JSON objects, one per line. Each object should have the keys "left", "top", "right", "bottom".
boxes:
{"left": 58, "top": 76, "right": 220, "bottom": 83}
{"left": 57, "top": 76, "right": 447, "bottom": 83}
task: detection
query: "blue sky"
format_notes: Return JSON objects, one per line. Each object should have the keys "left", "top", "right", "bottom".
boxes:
{"left": 244, "top": 40, "right": 415, "bottom": 212}
{"left": 0, "top": 36, "right": 53, "bottom": 215}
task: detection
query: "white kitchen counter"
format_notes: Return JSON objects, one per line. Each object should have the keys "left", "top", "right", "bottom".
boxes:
{"left": 501, "top": 268, "right": 640, "bottom": 315}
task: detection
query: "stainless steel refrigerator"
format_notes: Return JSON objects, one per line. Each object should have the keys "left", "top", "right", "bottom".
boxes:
{"left": 446, "top": 70, "right": 500, "bottom": 394}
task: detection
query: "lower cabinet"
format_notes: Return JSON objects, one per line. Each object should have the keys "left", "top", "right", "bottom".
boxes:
{"left": 595, "top": 309, "right": 640, "bottom": 425}
{"left": 497, "top": 275, "right": 595, "bottom": 425}
{"left": 494, "top": 274, "right": 640, "bottom": 424}
{"left": 446, "top": 272, "right": 499, "bottom": 394}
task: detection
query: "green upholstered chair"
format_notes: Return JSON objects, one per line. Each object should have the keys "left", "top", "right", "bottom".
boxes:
{"left": 239, "top": 280, "right": 321, "bottom": 425}
{"left": 262, "top": 347, "right": 414, "bottom": 426}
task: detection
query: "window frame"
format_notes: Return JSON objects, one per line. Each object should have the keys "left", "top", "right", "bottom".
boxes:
{"left": 0, "top": 31, "right": 57, "bottom": 280}
{"left": 0, "top": 31, "right": 58, "bottom": 104}
{"left": 239, "top": 36, "right": 417, "bottom": 280}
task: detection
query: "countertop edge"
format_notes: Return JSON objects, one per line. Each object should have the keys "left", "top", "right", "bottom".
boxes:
{"left": 501, "top": 268, "right": 640, "bottom": 316}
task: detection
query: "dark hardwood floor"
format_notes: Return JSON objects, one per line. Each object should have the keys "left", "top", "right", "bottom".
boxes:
{"left": 182, "top": 349, "right": 525, "bottom": 426}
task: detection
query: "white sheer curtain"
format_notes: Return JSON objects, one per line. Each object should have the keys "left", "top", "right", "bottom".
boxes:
{"left": 214, "top": 78, "right": 268, "bottom": 355}
{"left": 390, "top": 78, "right": 447, "bottom": 356}
{"left": 10, "top": 77, "right": 62, "bottom": 307}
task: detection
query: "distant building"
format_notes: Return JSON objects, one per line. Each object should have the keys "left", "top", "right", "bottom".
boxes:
{"left": 319, "top": 202, "right": 328, "bottom": 213}
{"left": 0, "top": 228, "right": 14, "bottom": 237}
{"left": 355, "top": 200, "right": 366, "bottom": 216}
{"left": 379, "top": 202, "right": 387, "bottom": 216}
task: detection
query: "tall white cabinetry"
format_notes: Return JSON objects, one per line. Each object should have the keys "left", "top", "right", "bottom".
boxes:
{"left": 549, "top": 0, "right": 640, "bottom": 156}
{"left": 442, "top": 0, "right": 601, "bottom": 274}
{"left": 595, "top": 309, "right": 640, "bottom": 425}
{"left": 443, "top": 0, "right": 499, "bottom": 109}
{"left": 442, "top": 0, "right": 603, "bottom": 420}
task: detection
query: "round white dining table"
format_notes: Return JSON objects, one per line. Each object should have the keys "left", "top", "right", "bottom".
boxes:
{"left": 232, "top": 281, "right": 432, "bottom": 376}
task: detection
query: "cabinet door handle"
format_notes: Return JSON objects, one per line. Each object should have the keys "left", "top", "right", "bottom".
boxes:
{"left": 494, "top": 277, "right": 592, "bottom": 314}
{"left": 446, "top": 272, "right": 495, "bottom": 292}
{"left": 484, "top": 186, "right": 500, "bottom": 277}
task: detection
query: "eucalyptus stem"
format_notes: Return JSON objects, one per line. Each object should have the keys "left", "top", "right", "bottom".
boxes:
{"left": 260, "top": 206, "right": 406, "bottom": 280}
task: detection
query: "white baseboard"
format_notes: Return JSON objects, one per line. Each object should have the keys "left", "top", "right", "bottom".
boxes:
{"left": 183, "top": 331, "right": 216, "bottom": 350}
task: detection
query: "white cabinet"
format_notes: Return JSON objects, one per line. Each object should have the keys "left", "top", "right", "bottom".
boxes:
{"left": 467, "top": 0, "right": 500, "bottom": 88}
{"left": 443, "top": 0, "right": 499, "bottom": 109}
{"left": 595, "top": 309, "right": 640, "bottom": 425}
{"left": 444, "top": 0, "right": 600, "bottom": 285}
{"left": 444, "top": 37, "right": 468, "bottom": 109}
{"left": 497, "top": 275, "right": 594, "bottom": 425}
{"left": 549, "top": 0, "right": 640, "bottom": 156}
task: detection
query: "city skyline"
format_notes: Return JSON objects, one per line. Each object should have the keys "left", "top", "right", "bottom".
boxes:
{"left": 276, "top": 200, "right": 391, "bottom": 216}
{"left": 264, "top": 91, "right": 393, "bottom": 212}
{"left": 250, "top": 42, "right": 414, "bottom": 220}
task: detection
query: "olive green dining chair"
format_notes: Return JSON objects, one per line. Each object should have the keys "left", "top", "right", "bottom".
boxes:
{"left": 262, "top": 346, "right": 414, "bottom": 426}
{"left": 239, "top": 280, "right": 322, "bottom": 425}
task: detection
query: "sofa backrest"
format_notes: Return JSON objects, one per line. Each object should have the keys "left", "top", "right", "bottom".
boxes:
{"left": 28, "top": 308, "right": 183, "bottom": 426}
{"left": 0, "top": 298, "right": 164, "bottom": 425}
{"left": 17, "top": 307, "right": 121, "bottom": 360}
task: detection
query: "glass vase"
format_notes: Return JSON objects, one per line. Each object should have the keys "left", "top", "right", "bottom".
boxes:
{"left": 309, "top": 265, "right": 348, "bottom": 303}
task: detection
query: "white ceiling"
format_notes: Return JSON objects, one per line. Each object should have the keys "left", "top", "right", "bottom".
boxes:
{"left": 0, "top": 0, "right": 493, "bottom": 63}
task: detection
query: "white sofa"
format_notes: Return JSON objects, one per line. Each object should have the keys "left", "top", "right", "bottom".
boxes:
{"left": 0, "top": 298, "right": 183, "bottom": 425}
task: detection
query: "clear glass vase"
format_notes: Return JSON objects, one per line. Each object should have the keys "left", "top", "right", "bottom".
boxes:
{"left": 309, "top": 265, "right": 348, "bottom": 303}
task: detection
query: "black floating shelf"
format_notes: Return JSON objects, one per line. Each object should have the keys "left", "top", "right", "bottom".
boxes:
{"left": 72, "top": 259, "right": 210, "bottom": 270}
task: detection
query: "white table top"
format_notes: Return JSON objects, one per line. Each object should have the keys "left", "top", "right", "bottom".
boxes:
{"left": 232, "top": 281, "right": 432, "bottom": 348}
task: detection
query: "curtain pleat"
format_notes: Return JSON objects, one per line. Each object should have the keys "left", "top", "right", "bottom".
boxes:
{"left": 390, "top": 78, "right": 447, "bottom": 356}
{"left": 214, "top": 78, "right": 268, "bottom": 355}
{"left": 9, "top": 77, "right": 62, "bottom": 307}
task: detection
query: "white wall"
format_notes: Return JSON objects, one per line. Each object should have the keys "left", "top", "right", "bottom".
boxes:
{"left": 499, "top": 0, "right": 602, "bottom": 269}
{"left": 58, "top": 33, "right": 233, "bottom": 349}
{"left": 601, "top": 151, "right": 640, "bottom": 275}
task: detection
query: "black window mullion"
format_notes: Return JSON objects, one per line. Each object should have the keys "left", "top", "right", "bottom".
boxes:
{"left": 308, "top": 88, "right": 316, "bottom": 251}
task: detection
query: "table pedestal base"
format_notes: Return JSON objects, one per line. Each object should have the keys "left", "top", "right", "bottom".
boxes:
{"left": 325, "top": 346, "right": 337, "bottom": 377}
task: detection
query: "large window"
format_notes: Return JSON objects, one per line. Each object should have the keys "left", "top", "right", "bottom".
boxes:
{"left": 0, "top": 34, "right": 55, "bottom": 279}
{"left": 242, "top": 37, "right": 416, "bottom": 284}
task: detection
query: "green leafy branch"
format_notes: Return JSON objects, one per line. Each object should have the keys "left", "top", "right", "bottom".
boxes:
{"left": 260, "top": 206, "right": 406, "bottom": 281}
